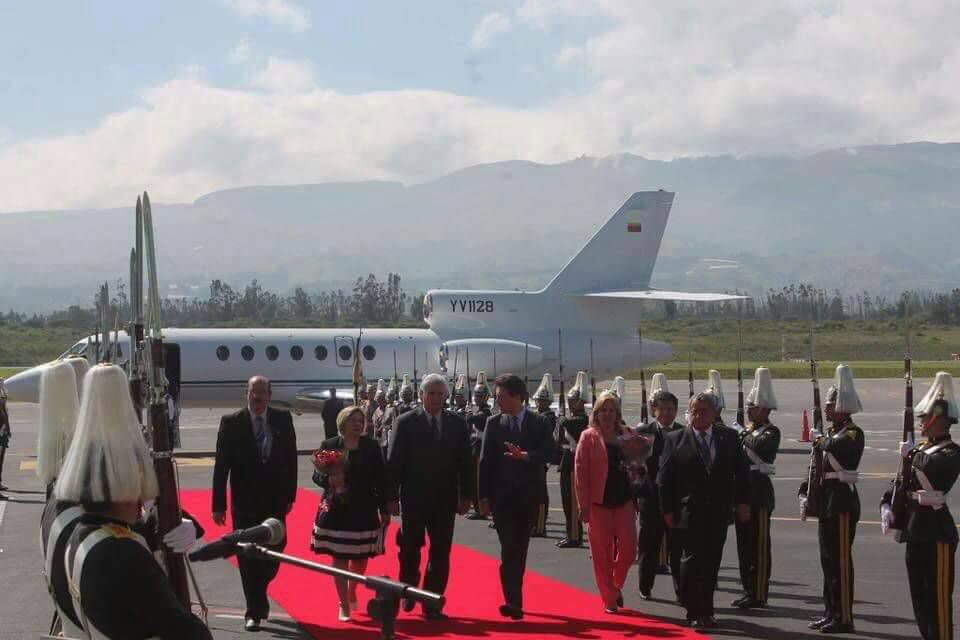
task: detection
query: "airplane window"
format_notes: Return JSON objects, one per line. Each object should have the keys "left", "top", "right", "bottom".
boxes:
{"left": 290, "top": 345, "right": 304, "bottom": 361}
{"left": 363, "top": 345, "right": 376, "bottom": 361}
{"left": 315, "top": 345, "right": 328, "bottom": 361}
{"left": 241, "top": 346, "right": 255, "bottom": 361}
{"left": 339, "top": 345, "right": 352, "bottom": 361}
{"left": 266, "top": 345, "right": 279, "bottom": 361}
{"left": 216, "top": 346, "right": 230, "bottom": 361}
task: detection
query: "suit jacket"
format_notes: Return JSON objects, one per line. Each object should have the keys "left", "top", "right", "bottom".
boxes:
{"left": 633, "top": 420, "right": 683, "bottom": 514}
{"left": 212, "top": 407, "right": 298, "bottom": 527}
{"left": 479, "top": 411, "right": 557, "bottom": 510}
{"left": 387, "top": 407, "right": 473, "bottom": 513}
{"left": 657, "top": 425, "right": 749, "bottom": 529}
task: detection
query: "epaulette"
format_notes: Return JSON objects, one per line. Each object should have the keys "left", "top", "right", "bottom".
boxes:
{"left": 101, "top": 523, "right": 136, "bottom": 540}
{"left": 846, "top": 429, "right": 860, "bottom": 440}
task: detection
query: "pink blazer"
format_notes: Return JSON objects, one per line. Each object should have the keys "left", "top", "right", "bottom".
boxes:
{"left": 574, "top": 426, "right": 610, "bottom": 516}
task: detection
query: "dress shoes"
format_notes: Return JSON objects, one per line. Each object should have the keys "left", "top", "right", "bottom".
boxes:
{"left": 402, "top": 598, "right": 416, "bottom": 612}
{"left": 244, "top": 617, "right": 260, "bottom": 631}
{"left": 499, "top": 604, "right": 523, "bottom": 620}
{"left": 698, "top": 616, "right": 719, "bottom": 629}
{"left": 656, "top": 566, "right": 670, "bottom": 575}
{"left": 638, "top": 590, "right": 651, "bottom": 601}
{"left": 808, "top": 617, "right": 832, "bottom": 630}
{"left": 556, "top": 538, "right": 582, "bottom": 548}
{"left": 467, "top": 512, "right": 487, "bottom": 520}
{"left": 820, "top": 621, "right": 855, "bottom": 634}
{"left": 733, "top": 596, "right": 765, "bottom": 609}
{"left": 423, "top": 608, "right": 449, "bottom": 621}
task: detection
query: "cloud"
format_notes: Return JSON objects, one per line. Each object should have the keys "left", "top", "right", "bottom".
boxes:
{"left": 470, "top": 11, "right": 513, "bottom": 49}
{"left": 5, "top": 3, "right": 960, "bottom": 211}
{"left": 220, "top": 0, "right": 310, "bottom": 32}
{"left": 228, "top": 40, "right": 251, "bottom": 64}
{"left": 555, "top": 45, "right": 583, "bottom": 66}
{"left": 250, "top": 57, "right": 315, "bottom": 93}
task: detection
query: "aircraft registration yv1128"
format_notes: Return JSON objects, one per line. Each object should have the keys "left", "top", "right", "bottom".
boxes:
{"left": 3, "top": 191, "right": 744, "bottom": 413}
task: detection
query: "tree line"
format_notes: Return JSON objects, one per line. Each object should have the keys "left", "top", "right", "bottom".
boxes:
{"left": 2, "top": 279, "right": 960, "bottom": 332}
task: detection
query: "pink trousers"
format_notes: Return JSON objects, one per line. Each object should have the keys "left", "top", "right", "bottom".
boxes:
{"left": 587, "top": 502, "right": 637, "bottom": 606}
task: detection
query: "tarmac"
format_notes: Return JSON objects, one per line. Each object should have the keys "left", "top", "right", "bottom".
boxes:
{"left": 0, "top": 377, "right": 954, "bottom": 639}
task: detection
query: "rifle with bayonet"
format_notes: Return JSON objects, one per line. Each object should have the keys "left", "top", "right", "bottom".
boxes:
{"left": 687, "top": 345, "right": 695, "bottom": 400}
{"left": 465, "top": 348, "right": 472, "bottom": 407}
{"left": 890, "top": 320, "right": 914, "bottom": 541}
{"left": 736, "top": 311, "right": 745, "bottom": 427}
{"left": 558, "top": 330, "right": 567, "bottom": 418}
{"left": 801, "top": 320, "right": 825, "bottom": 521}
{"left": 141, "top": 192, "right": 191, "bottom": 606}
{"left": 638, "top": 328, "right": 648, "bottom": 423}
{"left": 589, "top": 338, "right": 597, "bottom": 406}
{"left": 524, "top": 343, "right": 530, "bottom": 408}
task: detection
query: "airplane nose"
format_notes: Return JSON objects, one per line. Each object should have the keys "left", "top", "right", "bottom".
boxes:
{"left": 3, "top": 365, "right": 46, "bottom": 403}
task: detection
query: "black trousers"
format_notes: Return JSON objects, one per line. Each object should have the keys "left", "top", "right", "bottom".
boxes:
{"left": 0, "top": 446, "right": 6, "bottom": 484}
{"left": 638, "top": 503, "right": 679, "bottom": 595}
{"left": 907, "top": 540, "right": 956, "bottom": 640}
{"left": 532, "top": 465, "right": 549, "bottom": 536}
{"left": 236, "top": 525, "right": 286, "bottom": 620}
{"left": 398, "top": 507, "right": 456, "bottom": 609}
{"left": 736, "top": 507, "right": 772, "bottom": 602}
{"left": 818, "top": 512, "right": 857, "bottom": 625}
{"left": 674, "top": 520, "right": 728, "bottom": 619}
{"left": 494, "top": 501, "right": 536, "bottom": 609}
{"left": 559, "top": 468, "right": 582, "bottom": 543}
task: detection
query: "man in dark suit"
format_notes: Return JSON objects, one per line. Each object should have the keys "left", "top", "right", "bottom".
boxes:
{"left": 658, "top": 392, "right": 750, "bottom": 629}
{"left": 478, "top": 373, "right": 557, "bottom": 620}
{"left": 322, "top": 387, "right": 344, "bottom": 440}
{"left": 387, "top": 373, "right": 474, "bottom": 620}
{"left": 212, "top": 376, "right": 298, "bottom": 631}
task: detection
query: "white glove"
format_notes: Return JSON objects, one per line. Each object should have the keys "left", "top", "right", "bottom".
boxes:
{"left": 163, "top": 518, "right": 198, "bottom": 554}
{"left": 880, "top": 504, "right": 894, "bottom": 536}
{"left": 798, "top": 496, "right": 808, "bottom": 521}
{"left": 732, "top": 422, "right": 745, "bottom": 433}
{"left": 900, "top": 439, "right": 915, "bottom": 459}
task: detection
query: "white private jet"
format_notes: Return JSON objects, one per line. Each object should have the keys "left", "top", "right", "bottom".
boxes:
{"left": 3, "top": 191, "right": 741, "bottom": 412}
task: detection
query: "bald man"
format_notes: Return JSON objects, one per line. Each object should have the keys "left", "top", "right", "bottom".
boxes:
{"left": 212, "top": 376, "right": 298, "bottom": 631}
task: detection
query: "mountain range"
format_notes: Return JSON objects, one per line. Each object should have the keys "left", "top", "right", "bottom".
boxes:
{"left": 2, "top": 141, "right": 958, "bottom": 312}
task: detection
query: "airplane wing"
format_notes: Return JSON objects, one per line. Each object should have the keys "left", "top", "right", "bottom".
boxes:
{"left": 582, "top": 290, "right": 748, "bottom": 302}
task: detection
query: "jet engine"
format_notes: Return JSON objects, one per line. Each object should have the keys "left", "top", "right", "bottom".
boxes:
{"left": 440, "top": 339, "right": 543, "bottom": 375}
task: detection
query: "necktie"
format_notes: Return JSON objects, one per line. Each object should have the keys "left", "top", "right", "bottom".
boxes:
{"left": 432, "top": 415, "right": 441, "bottom": 440}
{"left": 509, "top": 415, "right": 518, "bottom": 437}
{"left": 698, "top": 431, "right": 712, "bottom": 467}
{"left": 255, "top": 416, "right": 267, "bottom": 461}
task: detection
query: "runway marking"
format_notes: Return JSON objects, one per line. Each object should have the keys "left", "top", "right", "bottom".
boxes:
{"left": 0, "top": 501, "right": 6, "bottom": 530}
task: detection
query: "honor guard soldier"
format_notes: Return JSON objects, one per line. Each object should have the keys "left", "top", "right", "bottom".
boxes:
{"left": 363, "top": 382, "right": 378, "bottom": 437}
{"left": 802, "top": 364, "right": 864, "bottom": 634}
{"left": 557, "top": 372, "right": 589, "bottom": 548}
{"left": 881, "top": 372, "right": 960, "bottom": 640}
{"left": 733, "top": 368, "right": 781, "bottom": 609}
{"left": 38, "top": 360, "right": 86, "bottom": 638}
{"left": 609, "top": 376, "right": 626, "bottom": 413}
{"left": 531, "top": 373, "right": 556, "bottom": 537}
{"left": 372, "top": 379, "right": 389, "bottom": 452}
{"left": 453, "top": 374, "right": 469, "bottom": 417}
{"left": 56, "top": 364, "right": 211, "bottom": 640}
{"left": 467, "top": 372, "right": 493, "bottom": 519}
{"left": 0, "top": 378, "right": 9, "bottom": 494}
{"left": 705, "top": 370, "right": 727, "bottom": 427}
{"left": 399, "top": 375, "right": 417, "bottom": 412}
{"left": 634, "top": 374, "right": 683, "bottom": 597}
{"left": 380, "top": 377, "right": 400, "bottom": 455}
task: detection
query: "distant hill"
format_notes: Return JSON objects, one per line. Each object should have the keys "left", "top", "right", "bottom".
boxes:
{"left": 2, "top": 142, "right": 958, "bottom": 312}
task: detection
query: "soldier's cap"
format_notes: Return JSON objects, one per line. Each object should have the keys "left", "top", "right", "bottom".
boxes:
{"left": 830, "top": 364, "right": 863, "bottom": 414}
{"left": 37, "top": 360, "right": 82, "bottom": 486}
{"left": 567, "top": 371, "right": 588, "bottom": 402}
{"left": 648, "top": 372, "right": 669, "bottom": 400}
{"left": 915, "top": 371, "right": 958, "bottom": 424}
{"left": 745, "top": 367, "right": 778, "bottom": 410}
{"left": 703, "top": 369, "right": 725, "bottom": 410}
{"left": 533, "top": 373, "right": 554, "bottom": 402}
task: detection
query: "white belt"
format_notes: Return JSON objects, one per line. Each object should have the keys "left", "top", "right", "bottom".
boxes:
{"left": 744, "top": 447, "right": 776, "bottom": 475}
{"left": 824, "top": 452, "right": 859, "bottom": 485}
{"left": 913, "top": 468, "right": 947, "bottom": 510}
{"left": 910, "top": 490, "right": 946, "bottom": 508}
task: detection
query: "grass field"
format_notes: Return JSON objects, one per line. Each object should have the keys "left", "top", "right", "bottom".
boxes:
{"left": 0, "top": 367, "right": 24, "bottom": 379}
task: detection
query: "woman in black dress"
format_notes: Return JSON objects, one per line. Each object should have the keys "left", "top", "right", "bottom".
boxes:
{"left": 311, "top": 406, "right": 391, "bottom": 621}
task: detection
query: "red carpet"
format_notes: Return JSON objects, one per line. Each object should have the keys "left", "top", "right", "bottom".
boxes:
{"left": 181, "top": 489, "right": 701, "bottom": 638}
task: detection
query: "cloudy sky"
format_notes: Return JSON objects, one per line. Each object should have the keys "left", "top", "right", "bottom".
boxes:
{"left": 1, "top": 0, "right": 958, "bottom": 212}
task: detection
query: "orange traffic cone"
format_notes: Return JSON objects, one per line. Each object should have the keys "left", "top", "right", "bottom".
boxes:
{"left": 800, "top": 410, "right": 811, "bottom": 443}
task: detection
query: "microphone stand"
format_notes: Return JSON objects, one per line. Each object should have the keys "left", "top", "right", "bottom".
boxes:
{"left": 236, "top": 544, "right": 444, "bottom": 640}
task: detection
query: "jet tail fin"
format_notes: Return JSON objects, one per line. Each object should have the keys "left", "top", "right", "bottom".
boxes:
{"left": 542, "top": 191, "right": 674, "bottom": 295}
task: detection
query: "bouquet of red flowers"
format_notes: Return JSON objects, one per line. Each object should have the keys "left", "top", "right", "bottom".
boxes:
{"left": 313, "top": 449, "right": 348, "bottom": 513}
{"left": 617, "top": 431, "right": 652, "bottom": 484}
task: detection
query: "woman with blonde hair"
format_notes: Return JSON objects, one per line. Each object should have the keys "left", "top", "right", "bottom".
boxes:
{"left": 575, "top": 391, "right": 646, "bottom": 612}
{"left": 311, "top": 405, "right": 391, "bottom": 621}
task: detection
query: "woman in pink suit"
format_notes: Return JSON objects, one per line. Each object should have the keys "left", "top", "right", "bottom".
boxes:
{"left": 575, "top": 391, "right": 642, "bottom": 613}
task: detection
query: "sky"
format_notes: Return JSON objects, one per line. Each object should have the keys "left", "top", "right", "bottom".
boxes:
{"left": 1, "top": 0, "right": 959, "bottom": 212}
